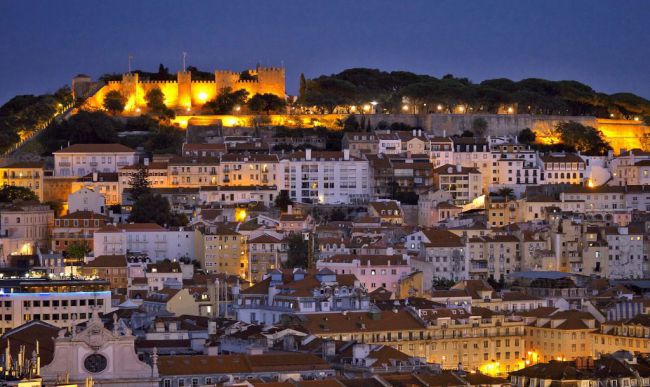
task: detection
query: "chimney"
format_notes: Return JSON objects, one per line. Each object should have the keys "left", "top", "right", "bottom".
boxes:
{"left": 343, "top": 149, "right": 350, "bottom": 161}
{"left": 412, "top": 129, "right": 417, "bottom": 136}
{"left": 418, "top": 129, "right": 422, "bottom": 136}
{"left": 92, "top": 171, "right": 98, "bottom": 182}
{"left": 144, "top": 158, "right": 150, "bottom": 166}
{"left": 287, "top": 205, "right": 293, "bottom": 215}
{"left": 305, "top": 148, "right": 312, "bottom": 161}
{"left": 456, "top": 164, "right": 462, "bottom": 173}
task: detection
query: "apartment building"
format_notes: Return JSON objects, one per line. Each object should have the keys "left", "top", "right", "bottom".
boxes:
{"left": 0, "top": 202, "right": 54, "bottom": 252}
{"left": 235, "top": 268, "right": 370, "bottom": 325}
{"left": 198, "top": 226, "right": 247, "bottom": 278}
{"left": 247, "top": 233, "right": 287, "bottom": 283}
{"left": 316, "top": 253, "right": 411, "bottom": 292}
{"left": 0, "top": 161, "right": 45, "bottom": 201}
{"left": 278, "top": 149, "right": 371, "bottom": 204}
{"left": 53, "top": 143, "right": 137, "bottom": 177}
{"left": 93, "top": 223, "right": 195, "bottom": 261}
{"left": 51, "top": 210, "right": 110, "bottom": 257}
{"left": 429, "top": 136, "right": 454, "bottom": 167}
{"left": 72, "top": 172, "right": 121, "bottom": 205}
{"left": 219, "top": 154, "right": 279, "bottom": 186}
{"left": 0, "top": 278, "right": 111, "bottom": 333}
{"left": 289, "top": 305, "right": 526, "bottom": 374}
{"left": 433, "top": 164, "right": 483, "bottom": 205}
{"left": 452, "top": 137, "right": 491, "bottom": 189}
{"left": 168, "top": 156, "right": 219, "bottom": 187}
{"left": 539, "top": 153, "right": 587, "bottom": 185}
{"left": 199, "top": 185, "right": 278, "bottom": 207}
{"left": 80, "top": 254, "right": 128, "bottom": 289}
{"left": 521, "top": 309, "right": 598, "bottom": 362}
{"left": 342, "top": 132, "right": 378, "bottom": 157}
{"left": 593, "top": 314, "right": 650, "bottom": 356}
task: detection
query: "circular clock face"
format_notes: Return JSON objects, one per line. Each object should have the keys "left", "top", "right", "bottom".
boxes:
{"left": 84, "top": 353, "right": 107, "bottom": 373}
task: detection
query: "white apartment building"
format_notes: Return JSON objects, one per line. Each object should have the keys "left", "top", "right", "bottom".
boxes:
{"left": 199, "top": 185, "right": 279, "bottom": 207}
{"left": 604, "top": 225, "right": 645, "bottom": 279}
{"left": 376, "top": 133, "right": 402, "bottom": 155}
{"left": 54, "top": 143, "right": 137, "bottom": 177}
{"left": 278, "top": 149, "right": 371, "bottom": 204}
{"left": 0, "top": 202, "right": 54, "bottom": 254}
{"left": 490, "top": 144, "right": 540, "bottom": 187}
{"left": 68, "top": 187, "right": 106, "bottom": 214}
{"left": 93, "top": 223, "right": 195, "bottom": 261}
{"left": 0, "top": 278, "right": 111, "bottom": 333}
{"left": 610, "top": 149, "right": 650, "bottom": 186}
{"left": 539, "top": 153, "right": 587, "bottom": 184}
{"left": 429, "top": 136, "right": 454, "bottom": 167}
{"left": 560, "top": 186, "right": 626, "bottom": 213}
{"left": 452, "top": 137, "right": 491, "bottom": 189}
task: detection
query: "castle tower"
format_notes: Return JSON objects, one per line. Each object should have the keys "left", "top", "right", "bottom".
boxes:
{"left": 121, "top": 72, "right": 139, "bottom": 111}
{"left": 71, "top": 74, "right": 92, "bottom": 100}
{"left": 214, "top": 70, "right": 240, "bottom": 92}
{"left": 177, "top": 71, "right": 192, "bottom": 109}
{"left": 256, "top": 67, "right": 286, "bottom": 98}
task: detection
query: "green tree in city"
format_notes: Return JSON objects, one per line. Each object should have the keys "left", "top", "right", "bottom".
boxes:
{"left": 103, "top": 90, "right": 126, "bottom": 115}
{"left": 471, "top": 117, "right": 488, "bottom": 137}
{"left": 205, "top": 87, "right": 249, "bottom": 114}
{"left": 0, "top": 185, "right": 38, "bottom": 203}
{"left": 145, "top": 88, "right": 173, "bottom": 119}
{"left": 275, "top": 190, "right": 293, "bottom": 212}
{"left": 284, "top": 233, "right": 309, "bottom": 269}
{"left": 554, "top": 121, "right": 611, "bottom": 155}
{"left": 517, "top": 128, "right": 536, "bottom": 144}
{"left": 128, "top": 164, "right": 151, "bottom": 201}
{"left": 129, "top": 193, "right": 187, "bottom": 227}
{"left": 248, "top": 93, "right": 286, "bottom": 115}
{"left": 65, "top": 242, "right": 90, "bottom": 261}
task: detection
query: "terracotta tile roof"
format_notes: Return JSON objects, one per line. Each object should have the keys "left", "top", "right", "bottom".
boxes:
{"left": 2, "top": 161, "right": 45, "bottom": 169}
{"left": 321, "top": 254, "right": 408, "bottom": 266}
{"left": 539, "top": 153, "right": 585, "bottom": 163}
{"left": 96, "top": 223, "right": 165, "bottom": 232}
{"left": 421, "top": 229, "right": 464, "bottom": 248}
{"left": 248, "top": 234, "right": 283, "bottom": 244}
{"left": 58, "top": 210, "right": 110, "bottom": 220}
{"left": 0, "top": 320, "right": 59, "bottom": 366}
{"left": 54, "top": 143, "right": 135, "bottom": 153}
{"left": 157, "top": 353, "right": 330, "bottom": 376}
{"left": 84, "top": 254, "right": 127, "bottom": 268}
{"left": 299, "top": 310, "right": 423, "bottom": 334}
{"left": 434, "top": 163, "right": 480, "bottom": 174}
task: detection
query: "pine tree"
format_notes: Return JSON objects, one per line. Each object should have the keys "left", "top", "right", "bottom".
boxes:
{"left": 128, "top": 164, "right": 151, "bottom": 201}
{"left": 299, "top": 73, "right": 307, "bottom": 101}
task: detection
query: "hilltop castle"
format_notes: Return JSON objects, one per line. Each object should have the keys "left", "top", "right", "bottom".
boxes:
{"left": 75, "top": 65, "right": 285, "bottom": 112}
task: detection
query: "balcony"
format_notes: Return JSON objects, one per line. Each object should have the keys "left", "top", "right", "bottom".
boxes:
{"left": 58, "top": 162, "right": 71, "bottom": 167}
{"left": 89, "top": 162, "right": 98, "bottom": 166}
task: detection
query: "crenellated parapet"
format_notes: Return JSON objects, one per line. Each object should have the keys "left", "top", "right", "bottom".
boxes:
{"left": 79, "top": 65, "right": 286, "bottom": 113}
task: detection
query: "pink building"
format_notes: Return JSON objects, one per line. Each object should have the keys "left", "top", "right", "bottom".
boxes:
{"left": 316, "top": 254, "right": 411, "bottom": 294}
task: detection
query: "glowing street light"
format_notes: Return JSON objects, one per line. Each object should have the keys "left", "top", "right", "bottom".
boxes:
{"left": 234, "top": 105, "right": 241, "bottom": 112}
{"left": 437, "top": 104, "right": 443, "bottom": 111}
{"left": 350, "top": 105, "right": 356, "bottom": 112}
{"left": 458, "top": 106, "right": 465, "bottom": 113}
{"left": 370, "top": 101, "right": 378, "bottom": 106}
{"left": 363, "top": 104, "right": 371, "bottom": 112}
{"left": 402, "top": 105, "right": 409, "bottom": 112}
{"left": 507, "top": 107, "right": 514, "bottom": 114}
{"left": 135, "top": 107, "right": 141, "bottom": 113}
{"left": 634, "top": 116, "right": 640, "bottom": 121}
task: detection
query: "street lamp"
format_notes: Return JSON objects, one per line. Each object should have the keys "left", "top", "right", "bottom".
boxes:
{"left": 402, "top": 105, "right": 409, "bottom": 112}
{"left": 437, "top": 104, "right": 443, "bottom": 111}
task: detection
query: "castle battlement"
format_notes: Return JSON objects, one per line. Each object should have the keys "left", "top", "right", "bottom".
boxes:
{"left": 236, "top": 79, "right": 260, "bottom": 84}
{"left": 83, "top": 65, "right": 285, "bottom": 111}
{"left": 140, "top": 80, "right": 178, "bottom": 84}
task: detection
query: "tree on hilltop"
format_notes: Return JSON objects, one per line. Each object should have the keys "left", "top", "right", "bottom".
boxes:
{"left": 518, "top": 128, "right": 536, "bottom": 144}
{"left": 205, "top": 87, "right": 249, "bottom": 114}
{"left": 248, "top": 93, "right": 286, "bottom": 115}
{"left": 103, "top": 90, "right": 126, "bottom": 115}
{"left": 471, "top": 117, "right": 488, "bottom": 137}
{"left": 554, "top": 121, "right": 611, "bottom": 155}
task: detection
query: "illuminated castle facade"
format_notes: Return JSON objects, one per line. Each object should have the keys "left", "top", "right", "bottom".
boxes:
{"left": 77, "top": 66, "right": 285, "bottom": 112}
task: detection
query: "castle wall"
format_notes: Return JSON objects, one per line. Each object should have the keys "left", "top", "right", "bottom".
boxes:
{"left": 83, "top": 67, "right": 285, "bottom": 113}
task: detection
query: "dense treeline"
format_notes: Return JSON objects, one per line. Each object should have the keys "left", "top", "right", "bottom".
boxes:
{"left": 0, "top": 87, "right": 72, "bottom": 152}
{"left": 300, "top": 68, "right": 650, "bottom": 118}
{"left": 41, "top": 111, "right": 184, "bottom": 155}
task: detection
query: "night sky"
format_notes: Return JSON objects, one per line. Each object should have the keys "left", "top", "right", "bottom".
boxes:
{"left": 1, "top": 0, "right": 649, "bottom": 104}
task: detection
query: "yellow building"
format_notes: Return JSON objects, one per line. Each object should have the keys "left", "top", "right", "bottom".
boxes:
{"left": 0, "top": 162, "right": 45, "bottom": 201}
{"left": 168, "top": 157, "right": 219, "bottom": 187}
{"left": 199, "top": 226, "right": 247, "bottom": 279}
{"left": 290, "top": 307, "right": 526, "bottom": 375}
{"left": 219, "top": 154, "right": 279, "bottom": 186}
{"left": 593, "top": 314, "right": 650, "bottom": 356}
{"left": 521, "top": 309, "right": 598, "bottom": 363}
{"left": 486, "top": 196, "right": 521, "bottom": 227}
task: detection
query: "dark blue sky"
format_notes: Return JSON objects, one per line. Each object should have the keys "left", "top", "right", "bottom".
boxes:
{"left": 1, "top": 0, "right": 649, "bottom": 104}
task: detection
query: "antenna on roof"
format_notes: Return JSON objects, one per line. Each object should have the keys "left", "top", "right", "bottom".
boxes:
{"left": 182, "top": 52, "right": 187, "bottom": 72}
